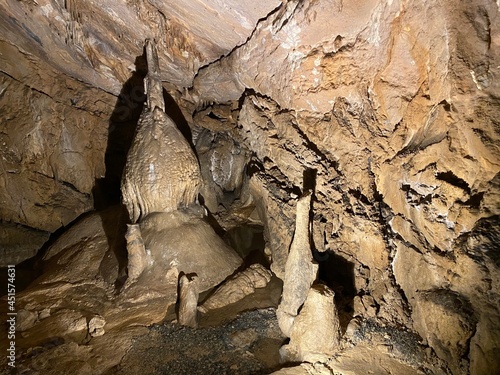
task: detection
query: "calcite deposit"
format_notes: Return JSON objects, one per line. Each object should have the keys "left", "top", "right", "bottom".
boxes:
{"left": 280, "top": 283, "right": 341, "bottom": 363}
{"left": 1, "top": 0, "right": 499, "bottom": 374}
{"left": 121, "top": 40, "right": 202, "bottom": 223}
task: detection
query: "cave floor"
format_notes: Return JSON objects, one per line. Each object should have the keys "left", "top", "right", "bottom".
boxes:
{"left": 107, "top": 308, "right": 284, "bottom": 375}
{"left": 101, "top": 277, "right": 429, "bottom": 375}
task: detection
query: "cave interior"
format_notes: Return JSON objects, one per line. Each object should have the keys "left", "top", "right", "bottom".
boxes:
{"left": 0, "top": 1, "right": 499, "bottom": 374}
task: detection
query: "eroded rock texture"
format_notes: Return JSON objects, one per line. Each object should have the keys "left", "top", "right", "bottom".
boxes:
{"left": 1, "top": 0, "right": 499, "bottom": 374}
{"left": 188, "top": 1, "right": 500, "bottom": 373}
{"left": 0, "top": 45, "right": 113, "bottom": 263}
{"left": 280, "top": 283, "right": 341, "bottom": 363}
{"left": 199, "top": 263, "right": 272, "bottom": 313}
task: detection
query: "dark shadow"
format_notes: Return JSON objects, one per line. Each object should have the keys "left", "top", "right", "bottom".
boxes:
{"left": 223, "top": 224, "right": 268, "bottom": 267}
{"left": 162, "top": 88, "right": 195, "bottom": 149}
{"left": 316, "top": 251, "right": 356, "bottom": 333}
{"left": 91, "top": 51, "right": 148, "bottom": 289}
{"left": 303, "top": 168, "right": 317, "bottom": 193}
{"left": 0, "top": 252, "right": 41, "bottom": 297}
{"left": 93, "top": 52, "right": 147, "bottom": 209}
{"left": 0, "top": 210, "right": 101, "bottom": 296}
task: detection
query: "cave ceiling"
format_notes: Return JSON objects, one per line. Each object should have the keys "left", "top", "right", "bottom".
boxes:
{"left": 0, "top": 0, "right": 281, "bottom": 93}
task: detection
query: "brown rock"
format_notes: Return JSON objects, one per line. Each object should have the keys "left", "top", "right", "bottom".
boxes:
{"left": 1, "top": 0, "right": 499, "bottom": 374}
{"left": 123, "top": 224, "right": 148, "bottom": 289}
{"left": 199, "top": 264, "right": 272, "bottom": 313}
{"left": 88, "top": 315, "right": 106, "bottom": 337}
{"left": 281, "top": 284, "right": 341, "bottom": 363}
{"left": 178, "top": 274, "right": 199, "bottom": 329}
{"left": 136, "top": 210, "right": 242, "bottom": 293}
{"left": 121, "top": 41, "right": 201, "bottom": 223}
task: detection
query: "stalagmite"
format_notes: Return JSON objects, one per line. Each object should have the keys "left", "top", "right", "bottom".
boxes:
{"left": 198, "top": 263, "right": 272, "bottom": 313}
{"left": 280, "top": 283, "right": 341, "bottom": 363}
{"left": 123, "top": 224, "right": 148, "bottom": 289}
{"left": 178, "top": 274, "right": 200, "bottom": 328}
{"left": 276, "top": 190, "right": 318, "bottom": 337}
{"left": 121, "top": 39, "right": 201, "bottom": 223}
{"left": 118, "top": 39, "right": 241, "bottom": 296}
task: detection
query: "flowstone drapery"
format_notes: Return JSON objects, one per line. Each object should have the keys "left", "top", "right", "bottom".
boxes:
{"left": 121, "top": 40, "right": 201, "bottom": 223}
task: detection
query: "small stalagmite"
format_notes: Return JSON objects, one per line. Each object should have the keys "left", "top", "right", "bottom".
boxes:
{"left": 276, "top": 190, "right": 318, "bottom": 337}
{"left": 198, "top": 263, "right": 272, "bottom": 313}
{"left": 123, "top": 224, "right": 148, "bottom": 289}
{"left": 121, "top": 39, "right": 201, "bottom": 223}
{"left": 178, "top": 274, "right": 200, "bottom": 328}
{"left": 280, "top": 283, "right": 341, "bottom": 363}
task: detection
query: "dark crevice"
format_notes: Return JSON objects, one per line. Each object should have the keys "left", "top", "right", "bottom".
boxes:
{"left": 59, "top": 179, "right": 88, "bottom": 196}
{"left": 462, "top": 192, "right": 484, "bottom": 209}
{"left": 436, "top": 171, "right": 471, "bottom": 194}
{"left": 348, "top": 188, "right": 372, "bottom": 206}
{"left": 316, "top": 251, "right": 356, "bottom": 333}
{"left": 239, "top": 88, "right": 341, "bottom": 175}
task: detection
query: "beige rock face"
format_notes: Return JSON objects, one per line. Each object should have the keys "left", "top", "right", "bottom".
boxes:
{"left": 121, "top": 40, "right": 201, "bottom": 223}
{"left": 178, "top": 274, "right": 199, "bottom": 328}
{"left": 0, "top": 0, "right": 281, "bottom": 94}
{"left": 123, "top": 224, "right": 148, "bottom": 289}
{"left": 136, "top": 210, "right": 242, "bottom": 293}
{"left": 189, "top": 1, "right": 500, "bottom": 373}
{"left": 196, "top": 129, "right": 250, "bottom": 213}
{"left": 0, "top": 61, "right": 112, "bottom": 263}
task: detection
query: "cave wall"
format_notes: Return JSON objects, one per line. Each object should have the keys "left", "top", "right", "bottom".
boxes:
{"left": 1, "top": 0, "right": 499, "bottom": 373}
{"left": 190, "top": 2, "right": 500, "bottom": 373}
{"left": 0, "top": 40, "right": 115, "bottom": 263}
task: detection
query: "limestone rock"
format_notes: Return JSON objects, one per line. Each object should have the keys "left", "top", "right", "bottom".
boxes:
{"left": 0, "top": 223, "right": 49, "bottom": 267}
{"left": 196, "top": 129, "right": 250, "bottom": 213}
{"left": 0, "top": 67, "right": 111, "bottom": 264}
{"left": 393, "top": 239, "right": 499, "bottom": 375}
{"left": 199, "top": 264, "right": 272, "bottom": 313}
{"left": 178, "top": 274, "right": 199, "bottom": 329}
{"left": 1, "top": 0, "right": 499, "bottom": 373}
{"left": 16, "top": 309, "right": 38, "bottom": 332}
{"left": 270, "top": 363, "right": 332, "bottom": 375}
{"left": 277, "top": 191, "right": 318, "bottom": 337}
{"left": 0, "top": 0, "right": 281, "bottom": 94}
{"left": 280, "top": 284, "right": 341, "bottom": 363}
